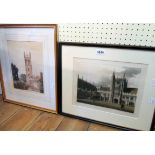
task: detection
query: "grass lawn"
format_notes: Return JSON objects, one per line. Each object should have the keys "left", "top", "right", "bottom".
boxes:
{"left": 77, "top": 99, "right": 134, "bottom": 113}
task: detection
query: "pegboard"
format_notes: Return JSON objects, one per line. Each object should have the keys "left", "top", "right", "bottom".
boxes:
{"left": 58, "top": 23, "right": 155, "bottom": 47}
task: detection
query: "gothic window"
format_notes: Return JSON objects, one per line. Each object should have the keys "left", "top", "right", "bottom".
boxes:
{"left": 114, "top": 99, "right": 118, "bottom": 103}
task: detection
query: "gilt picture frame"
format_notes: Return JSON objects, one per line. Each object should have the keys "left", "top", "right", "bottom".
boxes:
{"left": 0, "top": 24, "right": 58, "bottom": 113}
{"left": 58, "top": 42, "right": 155, "bottom": 130}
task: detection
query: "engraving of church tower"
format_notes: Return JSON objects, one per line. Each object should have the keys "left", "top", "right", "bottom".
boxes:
{"left": 24, "top": 51, "right": 32, "bottom": 83}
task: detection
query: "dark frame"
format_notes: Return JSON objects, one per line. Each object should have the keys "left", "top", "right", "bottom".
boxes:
{"left": 0, "top": 24, "right": 58, "bottom": 113}
{"left": 58, "top": 42, "right": 155, "bottom": 131}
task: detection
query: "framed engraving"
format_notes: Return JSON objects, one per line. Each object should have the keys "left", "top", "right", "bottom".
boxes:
{"left": 0, "top": 24, "right": 57, "bottom": 113}
{"left": 59, "top": 42, "right": 155, "bottom": 130}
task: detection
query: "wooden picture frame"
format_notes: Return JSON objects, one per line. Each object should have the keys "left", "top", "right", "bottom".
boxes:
{"left": 0, "top": 24, "right": 58, "bottom": 113}
{"left": 58, "top": 42, "right": 155, "bottom": 130}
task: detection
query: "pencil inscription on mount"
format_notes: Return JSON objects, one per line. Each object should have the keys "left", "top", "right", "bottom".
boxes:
{"left": 74, "top": 58, "right": 144, "bottom": 113}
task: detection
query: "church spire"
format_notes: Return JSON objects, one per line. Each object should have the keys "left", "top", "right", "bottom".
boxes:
{"left": 123, "top": 72, "right": 126, "bottom": 79}
{"left": 24, "top": 51, "right": 32, "bottom": 83}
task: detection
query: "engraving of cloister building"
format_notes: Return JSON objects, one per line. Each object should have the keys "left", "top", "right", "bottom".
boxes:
{"left": 77, "top": 72, "right": 138, "bottom": 113}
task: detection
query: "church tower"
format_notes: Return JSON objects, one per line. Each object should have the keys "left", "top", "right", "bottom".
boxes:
{"left": 111, "top": 72, "right": 115, "bottom": 102}
{"left": 24, "top": 51, "right": 32, "bottom": 83}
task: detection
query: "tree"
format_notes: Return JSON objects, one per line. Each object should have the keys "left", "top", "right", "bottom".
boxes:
{"left": 20, "top": 74, "right": 26, "bottom": 82}
{"left": 11, "top": 63, "right": 19, "bottom": 81}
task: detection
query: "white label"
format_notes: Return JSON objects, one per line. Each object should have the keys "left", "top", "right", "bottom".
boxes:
{"left": 152, "top": 79, "right": 155, "bottom": 86}
{"left": 149, "top": 97, "right": 155, "bottom": 104}
{"left": 96, "top": 49, "right": 105, "bottom": 55}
